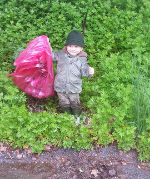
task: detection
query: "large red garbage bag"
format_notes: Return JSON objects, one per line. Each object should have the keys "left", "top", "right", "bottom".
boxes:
{"left": 9, "top": 35, "right": 55, "bottom": 99}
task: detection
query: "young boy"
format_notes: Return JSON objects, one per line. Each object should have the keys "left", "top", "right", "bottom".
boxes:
{"left": 52, "top": 30, "right": 94, "bottom": 116}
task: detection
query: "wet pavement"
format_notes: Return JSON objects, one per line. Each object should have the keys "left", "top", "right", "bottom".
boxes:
{"left": 0, "top": 144, "right": 150, "bottom": 179}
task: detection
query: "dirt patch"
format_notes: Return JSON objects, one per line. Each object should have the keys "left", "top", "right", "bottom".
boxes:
{"left": 0, "top": 142, "right": 150, "bottom": 179}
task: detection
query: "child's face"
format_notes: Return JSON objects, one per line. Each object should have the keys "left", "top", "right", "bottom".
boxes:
{"left": 66, "top": 45, "right": 83, "bottom": 56}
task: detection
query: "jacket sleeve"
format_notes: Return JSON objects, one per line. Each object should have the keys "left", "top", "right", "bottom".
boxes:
{"left": 52, "top": 51, "right": 60, "bottom": 62}
{"left": 80, "top": 57, "right": 90, "bottom": 77}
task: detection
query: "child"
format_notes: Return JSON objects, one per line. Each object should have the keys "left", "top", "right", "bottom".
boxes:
{"left": 52, "top": 30, "right": 94, "bottom": 116}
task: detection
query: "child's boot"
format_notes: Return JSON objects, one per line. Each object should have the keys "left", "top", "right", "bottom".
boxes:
{"left": 72, "top": 108, "right": 81, "bottom": 116}
{"left": 61, "top": 107, "right": 72, "bottom": 114}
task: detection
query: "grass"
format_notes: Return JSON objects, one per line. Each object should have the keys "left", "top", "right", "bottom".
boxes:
{"left": 132, "top": 57, "right": 150, "bottom": 134}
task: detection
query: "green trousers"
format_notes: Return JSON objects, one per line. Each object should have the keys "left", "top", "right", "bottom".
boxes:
{"left": 57, "top": 93, "right": 81, "bottom": 115}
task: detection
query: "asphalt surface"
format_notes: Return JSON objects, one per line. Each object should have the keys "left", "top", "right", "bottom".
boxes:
{"left": 0, "top": 144, "right": 150, "bottom": 179}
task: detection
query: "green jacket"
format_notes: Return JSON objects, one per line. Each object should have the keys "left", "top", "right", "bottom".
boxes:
{"left": 52, "top": 49, "right": 90, "bottom": 94}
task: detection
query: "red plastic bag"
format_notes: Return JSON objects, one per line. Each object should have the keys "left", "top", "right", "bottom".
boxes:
{"left": 9, "top": 35, "right": 55, "bottom": 99}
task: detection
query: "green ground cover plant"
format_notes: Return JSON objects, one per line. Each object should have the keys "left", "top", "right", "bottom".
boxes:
{"left": 0, "top": 0, "right": 150, "bottom": 161}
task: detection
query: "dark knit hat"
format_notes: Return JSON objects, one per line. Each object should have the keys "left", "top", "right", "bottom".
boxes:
{"left": 65, "top": 30, "right": 85, "bottom": 47}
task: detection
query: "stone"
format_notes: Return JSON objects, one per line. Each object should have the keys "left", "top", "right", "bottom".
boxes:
{"left": 109, "top": 169, "right": 117, "bottom": 176}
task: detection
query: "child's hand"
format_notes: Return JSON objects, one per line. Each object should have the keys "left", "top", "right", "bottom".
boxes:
{"left": 89, "top": 67, "right": 94, "bottom": 76}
